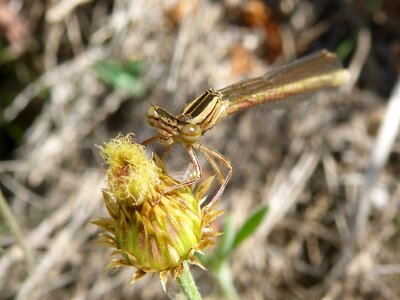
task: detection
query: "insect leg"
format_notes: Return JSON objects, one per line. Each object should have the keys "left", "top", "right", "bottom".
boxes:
{"left": 140, "top": 135, "right": 158, "bottom": 146}
{"left": 194, "top": 143, "right": 232, "bottom": 207}
{"left": 162, "top": 144, "right": 202, "bottom": 194}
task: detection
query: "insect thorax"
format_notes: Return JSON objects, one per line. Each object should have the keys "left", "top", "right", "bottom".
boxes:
{"left": 179, "top": 89, "right": 228, "bottom": 132}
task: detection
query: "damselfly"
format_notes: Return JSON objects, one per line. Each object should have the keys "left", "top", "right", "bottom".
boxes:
{"left": 143, "top": 50, "right": 350, "bottom": 205}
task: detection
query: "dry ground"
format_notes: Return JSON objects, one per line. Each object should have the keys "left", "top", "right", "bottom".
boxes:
{"left": 1, "top": 1, "right": 400, "bottom": 299}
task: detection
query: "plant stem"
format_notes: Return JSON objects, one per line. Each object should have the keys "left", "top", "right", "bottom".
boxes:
{"left": 177, "top": 261, "right": 202, "bottom": 300}
{"left": 0, "top": 189, "right": 35, "bottom": 270}
{"left": 215, "top": 262, "right": 239, "bottom": 300}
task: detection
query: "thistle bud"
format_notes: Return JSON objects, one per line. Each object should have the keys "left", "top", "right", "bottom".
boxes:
{"left": 93, "top": 134, "right": 222, "bottom": 291}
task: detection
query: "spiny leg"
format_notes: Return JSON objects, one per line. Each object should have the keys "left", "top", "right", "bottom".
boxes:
{"left": 193, "top": 143, "right": 232, "bottom": 207}
{"left": 201, "top": 150, "right": 225, "bottom": 184}
{"left": 140, "top": 135, "right": 157, "bottom": 146}
{"left": 162, "top": 144, "right": 202, "bottom": 194}
{"left": 141, "top": 135, "right": 172, "bottom": 161}
{"left": 161, "top": 145, "right": 173, "bottom": 161}
{"left": 141, "top": 137, "right": 201, "bottom": 204}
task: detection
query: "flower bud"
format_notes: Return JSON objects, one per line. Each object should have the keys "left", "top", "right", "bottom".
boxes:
{"left": 93, "top": 134, "right": 222, "bottom": 290}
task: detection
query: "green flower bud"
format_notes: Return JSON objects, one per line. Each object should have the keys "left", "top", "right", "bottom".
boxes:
{"left": 93, "top": 134, "right": 222, "bottom": 291}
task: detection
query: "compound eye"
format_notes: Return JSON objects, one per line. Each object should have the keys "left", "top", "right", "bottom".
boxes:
{"left": 179, "top": 123, "right": 201, "bottom": 144}
{"left": 146, "top": 106, "right": 159, "bottom": 127}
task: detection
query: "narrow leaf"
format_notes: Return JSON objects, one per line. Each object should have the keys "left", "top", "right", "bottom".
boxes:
{"left": 231, "top": 205, "right": 268, "bottom": 251}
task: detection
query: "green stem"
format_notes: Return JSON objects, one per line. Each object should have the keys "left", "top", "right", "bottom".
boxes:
{"left": 177, "top": 261, "right": 202, "bottom": 300}
{"left": 215, "top": 262, "right": 239, "bottom": 300}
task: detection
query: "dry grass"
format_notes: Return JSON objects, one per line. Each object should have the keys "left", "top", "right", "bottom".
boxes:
{"left": 1, "top": 0, "right": 400, "bottom": 299}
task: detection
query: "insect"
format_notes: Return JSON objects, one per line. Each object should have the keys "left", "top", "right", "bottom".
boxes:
{"left": 143, "top": 50, "right": 350, "bottom": 205}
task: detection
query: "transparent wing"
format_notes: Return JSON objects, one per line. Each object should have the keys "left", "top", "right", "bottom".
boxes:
{"left": 218, "top": 50, "right": 350, "bottom": 115}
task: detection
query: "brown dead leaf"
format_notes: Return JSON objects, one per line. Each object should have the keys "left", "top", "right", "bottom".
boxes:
{"left": 229, "top": 43, "right": 254, "bottom": 76}
{"left": 231, "top": 0, "right": 282, "bottom": 61}
{"left": 242, "top": 0, "right": 271, "bottom": 27}
{"left": 164, "top": 0, "right": 197, "bottom": 28}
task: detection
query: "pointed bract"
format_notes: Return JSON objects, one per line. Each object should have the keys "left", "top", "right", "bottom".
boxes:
{"left": 131, "top": 269, "right": 146, "bottom": 285}
{"left": 159, "top": 270, "right": 169, "bottom": 292}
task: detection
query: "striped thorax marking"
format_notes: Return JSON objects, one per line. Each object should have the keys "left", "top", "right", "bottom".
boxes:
{"left": 179, "top": 89, "right": 229, "bottom": 133}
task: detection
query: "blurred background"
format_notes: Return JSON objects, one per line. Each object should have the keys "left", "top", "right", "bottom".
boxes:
{"left": 1, "top": 0, "right": 400, "bottom": 299}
